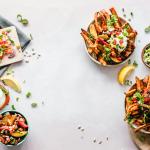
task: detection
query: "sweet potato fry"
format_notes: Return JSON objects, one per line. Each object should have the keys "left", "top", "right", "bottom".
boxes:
{"left": 125, "top": 89, "right": 136, "bottom": 97}
{"left": 136, "top": 76, "right": 142, "bottom": 91}
{"left": 94, "top": 12, "right": 102, "bottom": 33}
{"left": 89, "top": 23, "right": 97, "bottom": 39}
{"left": 81, "top": 29, "right": 93, "bottom": 46}
{"left": 98, "top": 57, "right": 107, "bottom": 65}
{"left": 109, "top": 7, "right": 121, "bottom": 28}
{"left": 147, "top": 76, "right": 150, "bottom": 89}
{"left": 99, "top": 11, "right": 107, "bottom": 31}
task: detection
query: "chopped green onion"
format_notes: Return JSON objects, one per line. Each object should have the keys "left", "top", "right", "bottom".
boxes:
{"left": 17, "top": 14, "right": 22, "bottom": 22}
{"left": 31, "top": 102, "right": 37, "bottom": 108}
{"left": 11, "top": 104, "right": 16, "bottom": 110}
{"left": 133, "top": 60, "right": 138, "bottom": 67}
{"left": 26, "top": 92, "right": 31, "bottom": 98}
{"left": 145, "top": 26, "right": 150, "bottom": 33}
{"left": 21, "top": 19, "right": 28, "bottom": 25}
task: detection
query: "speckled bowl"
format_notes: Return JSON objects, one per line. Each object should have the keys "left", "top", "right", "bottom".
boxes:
{"left": 0, "top": 110, "right": 29, "bottom": 147}
{"left": 141, "top": 43, "right": 150, "bottom": 69}
{"left": 83, "top": 17, "right": 136, "bottom": 67}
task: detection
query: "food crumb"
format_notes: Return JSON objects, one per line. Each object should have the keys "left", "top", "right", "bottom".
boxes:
{"left": 93, "top": 139, "right": 97, "bottom": 143}
{"left": 25, "top": 60, "right": 29, "bottom": 63}
{"left": 81, "top": 129, "right": 85, "bottom": 132}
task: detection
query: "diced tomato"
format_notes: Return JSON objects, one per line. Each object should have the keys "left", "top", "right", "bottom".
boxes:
{"left": 117, "top": 57, "right": 122, "bottom": 61}
{"left": 97, "top": 38, "right": 108, "bottom": 46}
{"left": 132, "top": 98, "right": 137, "bottom": 103}
{"left": 0, "top": 41, "right": 6, "bottom": 45}
{"left": 119, "top": 39, "right": 123, "bottom": 45}
{"left": 113, "top": 39, "right": 117, "bottom": 45}
{"left": 18, "top": 121, "right": 28, "bottom": 129}
{"left": 144, "top": 97, "right": 150, "bottom": 103}
{"left": 5, "top": 49, "right": 13, "bottom": 54}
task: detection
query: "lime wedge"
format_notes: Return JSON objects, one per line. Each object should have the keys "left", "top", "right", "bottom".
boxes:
{"left": 1, "top": 76, "right": 21, "bottom": 93}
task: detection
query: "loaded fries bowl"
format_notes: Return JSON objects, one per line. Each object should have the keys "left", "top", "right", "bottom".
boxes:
{"left": 125, "top": 76, "right": 150, "bottom": 147}
{"left": 81, "top": 7, "right": 137, "bottom": 66}
{"left": 0, "top": 111, "right": 28, "bottom": 146}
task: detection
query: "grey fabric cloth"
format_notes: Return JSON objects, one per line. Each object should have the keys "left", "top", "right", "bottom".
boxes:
{"left": 0, "top": 15, "right": 31, "bottom": 76}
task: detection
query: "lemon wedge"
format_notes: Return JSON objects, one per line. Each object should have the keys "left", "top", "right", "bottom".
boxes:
{"left": 1, "top": 76, "right": 21, "bottom": 93}
{"left": 118, "top": 65, "right": 136, "bottom": 85}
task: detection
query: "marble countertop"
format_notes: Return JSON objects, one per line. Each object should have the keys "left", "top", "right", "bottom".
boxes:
{"left": 0, "top": 0, "right": 150, "bottom": 149}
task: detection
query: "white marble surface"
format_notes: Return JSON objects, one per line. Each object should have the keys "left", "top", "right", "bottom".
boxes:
{"left": 0, "top": 0, "right": 150, "bottom": 150}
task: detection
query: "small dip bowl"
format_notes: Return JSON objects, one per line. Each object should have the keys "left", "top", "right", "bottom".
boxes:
{"left": 142, "top": 43, "right": 150, "bottom": 69}
{"left": 0, "top": 110, "right": 29, "bottom": 147}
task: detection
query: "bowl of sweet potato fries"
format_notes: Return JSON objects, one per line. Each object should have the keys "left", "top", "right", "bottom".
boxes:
{"left": 125, "top": 76, "right": 150, "bottom": 148}
{"left": 81, "top": 7, "right": 137, "bottom": 66}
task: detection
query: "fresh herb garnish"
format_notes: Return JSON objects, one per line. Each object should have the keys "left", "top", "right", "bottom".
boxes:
{"left": 145, "top": 25, "right": 150, "bottom": 33}
{"left": 134, "top": 91, "right": 144, "bottom": 104}
{"left": 88, "top": 33, "right": 94, "bottom": 40}
{"left": 124, "top": 80, "right": 132, "bottom": 86}
{"left": 16, "top": 97, "right": 19, "bottom": 102}
{"left": 17, "top": 14, "right": 29, "bottom": 26}
{"left": 133, "top": 60, "right": 138, "bottom": 67}
{"left": 128, "top": 59, "right": 131, "bottom": 64}
{"left": 31, "top": 102, "right": 37, "bottom": 108}
{"left": 29, "top": 34, "right": 33, "bottom": 40}
{"left": 11, "top": 104, "right": 16, "bottom": 110}
{"left": 26, "top": 92, "right": 31, "bottom": 98}
{"left": 123, "top": 14, "right": 126, "bottom": 18}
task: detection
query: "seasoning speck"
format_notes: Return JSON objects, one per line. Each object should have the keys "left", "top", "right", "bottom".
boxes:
{"left": 122, "top": 8, "right": 125, "bottom": 12}
{"left": 106, "top": 137, "right": 109, "bottom": 141}
{"left": 81, "top": 129, "right": 85, "bottom": 132}
{"left": 128, "top": 18, "right": 131, "bottom": 22}
{"left": 16, "top": 97, "right": 19, "bottom": 102}
{"left": 25, "top": 60, "right": 29, "bottom": 63}
{"left": 123, "top": 14, "right": 126, "bottom": 18}
{"left": 78, "top": 126, "right": 81, "bottom": 130}
{"left": 130, "top": 12, "right": 134, "bottom": 17}
{"left": 98, "top": 141, "right": 102, "bottom": 144}
{"left": 93, "top": 139, "right": 97, "bottom": 143}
